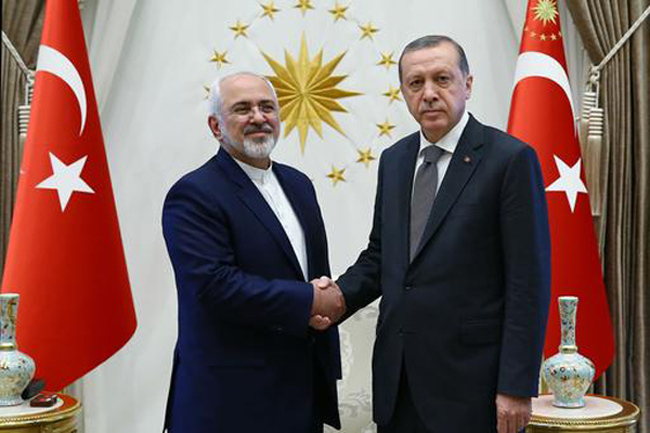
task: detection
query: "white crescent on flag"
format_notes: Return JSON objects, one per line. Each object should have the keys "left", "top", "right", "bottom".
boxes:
{"left": 512, "top": 51, "right": 576, "bottom": 134}
{"left": 36, "top": 44, "right": 88, "bottom": 136}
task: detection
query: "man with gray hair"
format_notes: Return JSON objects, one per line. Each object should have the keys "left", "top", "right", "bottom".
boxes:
{"left": 162, "top": 72, "right": 345, "bottom": 432}
{"left": 318, "top": 35, "right": 551, "bottom": 432}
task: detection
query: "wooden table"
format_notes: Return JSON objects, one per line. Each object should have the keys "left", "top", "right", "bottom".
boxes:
{"left": 527, "top": 395, "right": 640, "bottom": 432}
{"left": 0, "top": 393, "right": 81, "bottom": 432}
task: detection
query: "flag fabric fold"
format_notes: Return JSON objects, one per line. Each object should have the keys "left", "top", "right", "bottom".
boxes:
{"left": 1, "top": 0, "right": 136, "bottom": 391}
{"left": 507, "top": 0, "right": 614, "bottom": 379}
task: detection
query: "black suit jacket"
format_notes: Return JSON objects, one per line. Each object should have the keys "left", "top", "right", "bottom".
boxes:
{"left": 338, "top": 115, "right": 551, "bottom": 431}
{"left": 162, "top": 148, "right": 341, "bottom": 432}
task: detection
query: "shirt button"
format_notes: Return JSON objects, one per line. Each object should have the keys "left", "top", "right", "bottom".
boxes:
{"left": 404, "top": 285, "right": 412, "bottom": 291}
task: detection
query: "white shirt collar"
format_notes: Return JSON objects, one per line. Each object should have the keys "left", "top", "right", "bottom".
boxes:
{"left": 233, "top": 158, "right": 274, "bottom": 185}
{"left": 419, "top": 110, "right": 470, "bottom": 155}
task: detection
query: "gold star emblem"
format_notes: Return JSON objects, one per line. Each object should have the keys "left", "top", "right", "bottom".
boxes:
{"left": 261, "top": 1, "right": 280, "bottom": 19}
{"left": 328, "top": 2, "right": 348, "bottom": 21}
{"left": 382, "top": 86, "right": 402, "bottom": 103}
{"left": 294, "top": 0, "right": 314, "bottom": 15}
{"left": 533, "top": 0, "right": 558, "bottom": 26}
{"left": 230, "top": 20, "right": 249, "bottom": 38}
{"left": 540, "top": 34, "right": 547, "bottom": 41}
{"left": 530, "top": 31, "right": 537, "bottom": 39}
{"left": 359, "top": 22, "right": 379, "bottom": 40}
{"left": 356, "top": 148, "right": 376, "bottom": 168}
{"left": 376, "top": 119, "right": 395, "bottom": 137}
{"left": 262, "top": 34, "right": 362, "bottom": 153}
{"left": 209, "top": 50, "right": 229, "bottom": 68}
{"left": 377, "top": 52, "right": 397, "bottom": 69}
{"left": 327, "top": 166, "right": 346, "bottom": 185}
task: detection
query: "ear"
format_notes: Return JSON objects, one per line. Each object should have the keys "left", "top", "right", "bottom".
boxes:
{"left": 208, "top": 115, "right": 223, "bottom": 140}
{"left": 465, "top": 74, "right": 474, "bottom": 100}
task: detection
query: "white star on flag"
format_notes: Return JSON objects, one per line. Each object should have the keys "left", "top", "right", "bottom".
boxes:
{"left": 545, "top": 155, "right": 587, "bottom": 213}
{"left": 36, "top": 152, "right": 95, "bottom": 211}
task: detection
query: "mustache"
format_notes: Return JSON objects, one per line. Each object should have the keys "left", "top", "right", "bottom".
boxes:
{"left": 243, "top": 124, "right": 274, "bottom": 134}
{"left": 419, "top": 102, "right": 443, "bottom": 112}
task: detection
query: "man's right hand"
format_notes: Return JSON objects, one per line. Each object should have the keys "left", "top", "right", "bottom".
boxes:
{"left": 310, "top": 276, "right": 345, "bottom": 330}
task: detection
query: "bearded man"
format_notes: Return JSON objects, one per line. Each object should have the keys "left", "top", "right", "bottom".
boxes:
{"left": 162, "top": 72, "right": 345, "bottom": 433}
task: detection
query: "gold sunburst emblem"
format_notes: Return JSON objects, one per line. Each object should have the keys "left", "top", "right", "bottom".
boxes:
{"left": 533, "top": 0, "right": 558, "bottom": 26}
{"left": 262, "top": 34, "right": 362, "bottom": 152}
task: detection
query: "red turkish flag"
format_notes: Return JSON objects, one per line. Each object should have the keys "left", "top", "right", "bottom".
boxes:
{"left": 507, "top": 0, "right": 614, "bottom": 379}
{"left": 1, "top": 0, "right": 136, "bottom": 391}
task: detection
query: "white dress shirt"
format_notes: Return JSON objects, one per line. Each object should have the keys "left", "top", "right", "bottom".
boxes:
{"left": 234, "top": 159, "right": 309, "bottom": 281}
{"left": 413, "top": 110, "right": 470, "bottom": 193}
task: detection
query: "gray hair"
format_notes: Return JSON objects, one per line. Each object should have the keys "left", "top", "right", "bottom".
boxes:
{"left": 398, "top": 35, "right": 470, "bottom": 83}
{"left": 208, "top": 71, "right": 279, "bottom": 120}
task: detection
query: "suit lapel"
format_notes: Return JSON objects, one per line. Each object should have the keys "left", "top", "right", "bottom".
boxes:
{"left": 216, "top": 149, "right": 304, "bottom": 279}
{"left": 395, "top": 134, "right": 421, "bottom": 265}
{"left": 411, "top": 116, "right": 485, "bottom": 260}
{"left": 273, "top": 164, "right": 316, "bottom": 279}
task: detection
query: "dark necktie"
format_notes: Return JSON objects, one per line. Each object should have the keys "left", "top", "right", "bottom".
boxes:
{"left": 410, "top": 145, "right": 444, "bottom": 260}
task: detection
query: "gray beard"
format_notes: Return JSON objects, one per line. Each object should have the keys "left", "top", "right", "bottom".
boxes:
{"left": 221, "top": 130, "right": 277, "bottom": 160}
{"left": 242, "top": 134, "right": 276, "bottom": 159}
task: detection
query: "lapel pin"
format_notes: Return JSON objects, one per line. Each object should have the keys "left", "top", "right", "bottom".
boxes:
{"left": 463, "top": 155, "right": 471, "bottom": 164}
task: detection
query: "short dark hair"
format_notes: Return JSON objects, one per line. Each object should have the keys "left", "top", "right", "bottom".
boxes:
{"left": 398, "top": 35, "right": 470, "bottom": 83}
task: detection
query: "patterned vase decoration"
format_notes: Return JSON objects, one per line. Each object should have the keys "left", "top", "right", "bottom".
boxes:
{"left": 0, "top": 293, "right": 35, "bottom": 406}
{"left": 542, "top": 296, "right": 595, "bottom": 408}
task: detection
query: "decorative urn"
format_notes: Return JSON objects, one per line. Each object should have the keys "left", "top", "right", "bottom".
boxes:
{"left": 0, "top": 293, "right": 35, "bottom": 406}
{"left": 542, "top": 296, "right": 595, "bottom": 408}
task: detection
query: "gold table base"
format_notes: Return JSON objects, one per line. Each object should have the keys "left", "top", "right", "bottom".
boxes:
{"left": 0, "top": 393, "right": 81, "bottom": 433}
{"left": 527, "top": 395, "right": 640, "bottom": 432}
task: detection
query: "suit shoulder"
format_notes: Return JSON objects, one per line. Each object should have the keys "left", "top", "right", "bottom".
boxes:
{"left": 376, "top": 132, "right": 419, "bottom": 172}
{"left": 382, "top": 131, "right": 419, "bottom": 158}
{"left": 484, "top": 125, "right": 527, "bottom": 149}
{"left": 483, "top": 125, "right": 541, "bottom": 161}
{"left": 477, "top": 127, "right": 546, "bottom": 190}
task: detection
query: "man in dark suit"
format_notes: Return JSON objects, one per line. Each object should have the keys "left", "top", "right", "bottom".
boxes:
{"left": 319, "top": 35, "right": 551, "bottom": 433}
{"left": 162, "top": 72, "right": 345, "bottom": 433}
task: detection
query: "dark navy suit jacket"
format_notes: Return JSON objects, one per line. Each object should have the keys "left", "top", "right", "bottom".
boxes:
{"left": 338, "top": 115, "right": 551, "bottom": 432}
{"left": 162, "top": 148, "right": 341, "bottom": 432}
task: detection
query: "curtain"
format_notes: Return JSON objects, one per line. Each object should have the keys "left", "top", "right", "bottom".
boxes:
{"left": 567, "top": 1, "right": 650, "bottom": 431}
{"left": 0, "top": 0, "right": 44, "bottom": 277}
{"left": 85, "top": 0, "right": 139, "bottom": 111}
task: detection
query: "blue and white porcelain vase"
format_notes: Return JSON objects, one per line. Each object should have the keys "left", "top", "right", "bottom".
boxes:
{"left": 0, "top": 293, "right": 35, "bottom": 406}
{"left": 542, "top": 296, "right": 595, "bottom": 408}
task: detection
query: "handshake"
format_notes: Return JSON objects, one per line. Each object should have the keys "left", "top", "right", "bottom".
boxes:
{"left": 310, "top": 276, "right": 346, "bottom": 330}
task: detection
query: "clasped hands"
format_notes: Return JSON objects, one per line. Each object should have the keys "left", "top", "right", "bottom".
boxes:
{"left": 309, "top": 276, "right": 345, "bottom": 330}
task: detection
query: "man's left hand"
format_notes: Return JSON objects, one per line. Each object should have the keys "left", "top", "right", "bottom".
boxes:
{"left": 496, "top": 393, "right": 531, "bottom": 433}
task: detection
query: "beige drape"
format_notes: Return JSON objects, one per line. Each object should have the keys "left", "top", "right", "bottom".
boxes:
{"left": 567, "top": 1, "right": 650, "bottom": 431}
{"left": 0, "top": 0, "right": 44, "bottom": 277}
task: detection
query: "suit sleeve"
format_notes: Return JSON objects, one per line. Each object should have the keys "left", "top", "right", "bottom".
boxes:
{"left": 337, "top": 154, "right": 384, "bottom": 317}
{"left": 162, "top": 179, "right": 313, "bottom": 339}
{"left": 497, "top": 145, "right": 552, "bottom": 397}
